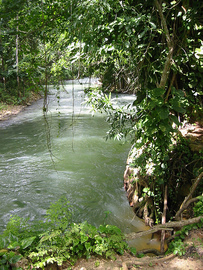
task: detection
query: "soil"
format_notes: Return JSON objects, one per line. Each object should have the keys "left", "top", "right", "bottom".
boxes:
{"left": 1, "top": 103, "right": 203, "bottom": 270}
{"left": 70, "top": 229, "right": 203, "bottom": 270}
{"left": 14, "top": 228, "right": 203, "bottom": 270}
{"left": 0, "top": 92, "right": 42, "bottom": 121}
{"left": 0, "top": 104, "right": 25, "bottom": 121}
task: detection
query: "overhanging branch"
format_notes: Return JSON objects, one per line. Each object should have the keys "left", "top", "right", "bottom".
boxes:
{"left": 125, "top": 216, "right": 203, "bottom": 240}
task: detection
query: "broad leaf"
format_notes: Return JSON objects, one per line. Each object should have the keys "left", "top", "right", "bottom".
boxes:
{"left": 21, "top": 236, "right": 36, "bottom": 249}
{"left": 157, "top": 107, "right": 169, "bottom": 119}
{"left": 169, "top": 115, "right": 181, "bottom": 126}
{"left": 170, "top": 98, "right": 186, "bottom": 113}
{"left": 151, "top": 88, "right": 166, "bottom": 97}
{"left": 8, "top": 254, "right": 22, "bottom": 264}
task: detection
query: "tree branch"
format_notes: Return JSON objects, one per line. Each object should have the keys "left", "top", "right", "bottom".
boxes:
{"left": 175, "top": 172, "right": 203, "bottom": 220}
{"left": 125, "top": 216, "right": 203, "bottom": 240}
{"left": 164, "top": 72, "right": 176, "bottom": 102}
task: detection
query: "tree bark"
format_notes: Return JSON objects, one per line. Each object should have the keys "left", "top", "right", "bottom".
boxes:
{"left": 154, "top": 0, "right": 174, "bottom": 89}
{"left": 160, "top": 185, "right": 168, "bottom": 253}
{"left": 175, "top": 172, "right": 203, "bottom": 220}
{"left": 16, "top": 15, "right": 20, "bottom": 95}
{"left": 125, "top": 216, "right": 203, "bottom": 240}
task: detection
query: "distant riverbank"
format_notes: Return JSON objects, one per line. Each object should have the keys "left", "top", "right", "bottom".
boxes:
{"left": 0, "top": 92, "right": 42, "bottom": 121}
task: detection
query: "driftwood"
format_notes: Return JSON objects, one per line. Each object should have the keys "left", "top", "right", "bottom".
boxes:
{"left": 175, "top": 172, "right": 203, "bottom": 220}
{"left": 125, "top": 216, "right": 203, "bottom": 240}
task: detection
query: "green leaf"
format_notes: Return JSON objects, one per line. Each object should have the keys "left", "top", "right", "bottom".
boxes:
{"left": 8, "top": 254, "right": 22, "bottom": 264}
{"left": 170, "top": 98, "right": 186, "bottom": 113}
{"left": 80, "top": 234, "right": 88, "bottom": 244}
{"left": 21, "top": 236, "right": 36, "bottom": 249}
{"left": 130, "top": 247, "right": 137, "bottom": 255}
{"left": 159, "top": 122, "right": 169, "bottom": 133}
{"left": 7, "top": 242, "right": 19, "bottom": 250}
{"left": 158, "top": 107, "right": 169, "bottom": 119}
{"left": 148, "top": 99, "right": 157, "bottom": 109}
{"left": 149, "top": 21, "right": 156, "bottom": 29}
{"left": 0, "top": 265, "right": 9, "bottom": 270}
{"left": 169, "top": 115, "right": 180, "bottom": 126}
{"left": 151, "top": 88, "right": 166, "bottom": 97}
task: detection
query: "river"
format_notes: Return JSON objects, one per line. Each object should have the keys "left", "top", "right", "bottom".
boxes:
{"left": 0, "top": 79, "right": 159, "bottom": 250}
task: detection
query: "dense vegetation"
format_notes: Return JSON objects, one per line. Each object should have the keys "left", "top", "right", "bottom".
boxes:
{"left": 0, "top": 0, "right": 203, "bottom": 268}
{"left": 0, "top": 198, "right": 128, "bottom": 269}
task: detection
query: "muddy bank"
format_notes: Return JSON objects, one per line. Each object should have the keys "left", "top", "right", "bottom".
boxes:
{"left": 0, "top": 93, "right": 42, "bottom": 121}
{"left": 0, "top": 105, "right": 26, "bottom": 121}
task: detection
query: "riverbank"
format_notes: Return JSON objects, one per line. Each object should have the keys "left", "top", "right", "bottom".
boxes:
{"left": 0, "top": 104, "right": 25, "bottom": 121}
{"left": 0, "top": 92, "right": 42, "bottom": 121}
{"left": 1, "top": 96, "right": 202, "bottom": 270}
{"left": 72, "top": 228, "right": 203, "bottom": 269}
{"left": 14, "top": 228, "right": 203, "bottom": 269}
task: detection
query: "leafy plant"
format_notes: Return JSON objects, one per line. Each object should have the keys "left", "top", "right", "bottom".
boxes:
{"left": 193, "top": 195, "right": 203, "bottom": 217}
{"left": 167, "top": 219, "right": 203, "bottom": 256}
{"left": 0, "top": 249, "right": 22, "bottom": 270}
{"left": 167, "top": 239, "right": 187, "bottom": 256}
{"left": 0, "top": 197, "right": 129, "bottom": 269}
{"left": 45, "top": 196, "right": 73, "bottom": 231}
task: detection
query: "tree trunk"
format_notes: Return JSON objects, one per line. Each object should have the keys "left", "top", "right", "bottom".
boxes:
{"left": 16, "top": 15, "right": 20, "bottom": 95}
{"left": 160, "top": 185, "right": 168, "bottom": 253}
{"left": 154, "top": 0, "right": 174, "bottom": 89}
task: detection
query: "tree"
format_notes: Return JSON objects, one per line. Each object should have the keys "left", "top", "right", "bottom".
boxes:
{"left": 0, "top": 0, "right": 74, "bottom": 103}
{"left": 80, "top": 0, "right": 203, "bottom": 224}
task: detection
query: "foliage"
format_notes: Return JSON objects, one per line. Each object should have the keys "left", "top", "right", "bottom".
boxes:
{"left": 193, "top": 195, "right": 203, "bottom": 217}
{"left": 0, "top": 0, "right": 202, "bottom": 245}
{"left": 86, "top": 84, "right": 202, "bottom": 223}
{"left": 0, "top": 197, "right": 128, "bottom": 269}
{"left": 29, "top": 222, "right": 127, "bottom": 268}
{"left": 0, "top": 249, "right": 22, "bottom": 270}
{"left": 45, "top": 196, "right": 73, "bottom": 231}
{"left": 166, "top": 218, "right": 203, "bottom": 256}
{"left": 1, "top": 0, "right": 202, "bottom": 104}
{"left": 166, "top": 139, "right": 203, "bottom": 217}
{"left": 167, "top": 238, "right": 187, "bottom": 256}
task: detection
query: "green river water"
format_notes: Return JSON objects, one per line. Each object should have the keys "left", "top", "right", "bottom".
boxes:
{"left": 0, "top": 79, "right": 160, "bottom": 250}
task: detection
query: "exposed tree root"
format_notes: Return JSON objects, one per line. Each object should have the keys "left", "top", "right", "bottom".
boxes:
{"left": 137, "top": 249, "right": 162, "bottom": 256}
{"left": 124, "top": 165, "right": 155, "bottom": 226}
{"left": 123, "top": 254, "right": 176, "bottom": 268}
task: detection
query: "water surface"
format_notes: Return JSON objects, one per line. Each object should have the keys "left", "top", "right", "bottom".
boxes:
{"left": 0, "top": 80, "right": 159, "bottom": 250}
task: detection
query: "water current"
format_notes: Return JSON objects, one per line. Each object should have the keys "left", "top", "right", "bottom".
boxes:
{"left": 0, "top": 79, "right": 159, "bottom": 250}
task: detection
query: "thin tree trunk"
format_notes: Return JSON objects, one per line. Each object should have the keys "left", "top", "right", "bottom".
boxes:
{"left": 154, "top": 0, "right": 174, "bottom": 89}
{"left": 41, "top": 0, "right": 48, "bottom": 112}
{"left": 1, "top": 56, "right": 6, "bottom": 93}
{"left": 175, "top": 172, "right": 203, "bottom": 220}
{"left": 0, "top": 22, "right": 6, "bottom": 93}
{"left": 16, "top": 15, "right": 20, "bottom": 95}
{"left": 165, "top": 72, "right": 176, "bottom": 102}
{"left": 160, "top": 185, "right": 167, "bottom": 253}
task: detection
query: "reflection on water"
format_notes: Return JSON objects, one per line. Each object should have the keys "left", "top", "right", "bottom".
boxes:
{"left": 0, "top": 80, "right": 160, "bottom": 250}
